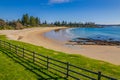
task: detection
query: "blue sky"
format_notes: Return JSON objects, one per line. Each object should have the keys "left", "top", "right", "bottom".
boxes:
{"left": 0, "top": 0, "right": 120, "bottom": 24}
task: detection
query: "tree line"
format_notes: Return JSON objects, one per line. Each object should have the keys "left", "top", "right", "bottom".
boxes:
{"left": 52, "top": 21, "right": 97, "bottom": 27}
{"left": 0, "top": 14, "right": 41, "bottom": 30}
{"left": 0, "top": 14, "right": 97, "bottom": 30}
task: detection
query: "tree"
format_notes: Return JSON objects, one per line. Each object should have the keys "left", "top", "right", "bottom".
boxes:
{"left": 54, "top": 21, "right": 61, "bottom": 26}
{"left": 0, "top": 19, "right": 6, "bottom": 27}
{"left": 30, "top": 16, "right": 36, "bottom": 26}
{"left": 0, "top": 19, "right": 6, "bottom": 29}
{"left": 61, "top": 21, "right": 67, "bottom": 26}
{"left": 21, "top": 14, "right": 41, "bottom": 27}
{"left": 43, "top": 20, "right": 47, "bottom": 24}
{"left": 21, "top": 14, "right": 29, "bottom": 26}
{"left": 8, "top": 21, "right": 23, "bottom": 30}
{"left": 35, "top": 17, "right": 40, "bottom": 25}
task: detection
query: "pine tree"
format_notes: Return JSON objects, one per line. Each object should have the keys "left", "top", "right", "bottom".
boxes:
{"left": 43, "top": 20, "right": 47, "bottom": 24}
{"left": 30, "top": 16, "right": 36, "bottom": 26}
{"left": 35, "top": 17, "right": 40, "bottom": 25}
{"left": 21, "top": 14, "right": 29, "bottom": 26}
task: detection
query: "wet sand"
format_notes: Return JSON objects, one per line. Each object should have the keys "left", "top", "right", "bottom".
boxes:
{"left": 0, "top": 27, "right": 120, "bottom": 65}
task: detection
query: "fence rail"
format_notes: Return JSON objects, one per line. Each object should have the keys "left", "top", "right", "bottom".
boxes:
{"left": 0, "top": 40, "right": 117, "bottom": 80}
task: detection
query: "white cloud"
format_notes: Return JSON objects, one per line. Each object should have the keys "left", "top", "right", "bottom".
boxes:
{"left": 49, "top": 0, "right": 70, "bottom": 4}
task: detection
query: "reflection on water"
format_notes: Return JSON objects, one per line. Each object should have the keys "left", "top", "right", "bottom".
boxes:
{"left": 44, "top": 29, "right": 71, "bottom": 41}
{"left": 54, "top": 29, "right": 61, "bottom": 32}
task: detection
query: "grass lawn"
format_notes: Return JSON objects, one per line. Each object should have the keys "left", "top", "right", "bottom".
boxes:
{"left": 0, "top": 51, "right": 38, "bottom": 80}
{"left": 0, "top": 35, "right": 120, "bottom": 79}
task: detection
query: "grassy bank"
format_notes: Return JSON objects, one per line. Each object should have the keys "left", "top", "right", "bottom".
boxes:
{"left": 0, "top": 35, "right": 120, "bottom": 79}
{"left": 0, "top": 51, "right": 38, "bottom": 80}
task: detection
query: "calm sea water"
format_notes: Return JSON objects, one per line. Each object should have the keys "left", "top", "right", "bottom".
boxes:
{"left": 44, "top": 26, "right": 120, "bottom": 41}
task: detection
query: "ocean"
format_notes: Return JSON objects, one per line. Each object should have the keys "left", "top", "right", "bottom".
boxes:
{"left": 44, "top": 26, "right": 120, "bottom": 42}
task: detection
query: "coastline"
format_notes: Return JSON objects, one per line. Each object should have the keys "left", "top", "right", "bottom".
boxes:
{"left": 0, "top": 27, "right": 120, "bottom": 65}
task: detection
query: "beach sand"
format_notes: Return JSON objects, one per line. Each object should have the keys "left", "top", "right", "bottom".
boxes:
{"left": 0, "top": 27, "right": 120, "bottom": 65}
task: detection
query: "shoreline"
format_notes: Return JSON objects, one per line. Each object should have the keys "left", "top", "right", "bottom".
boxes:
{"left": 0, "top": 27, "right": 120, "bottom": 65}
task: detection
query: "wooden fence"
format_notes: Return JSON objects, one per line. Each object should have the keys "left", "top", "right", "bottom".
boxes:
{"left": 0, "top": 40, "right": 117, "bottom": 80}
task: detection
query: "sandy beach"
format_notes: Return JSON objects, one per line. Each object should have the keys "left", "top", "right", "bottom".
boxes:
{"left": 0, "top": 27, "right": 120, "bottom": 65}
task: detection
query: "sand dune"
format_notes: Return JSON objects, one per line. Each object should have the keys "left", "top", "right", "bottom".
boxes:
{"left": 0, "top": 27, "right": 120, "bottom": 65}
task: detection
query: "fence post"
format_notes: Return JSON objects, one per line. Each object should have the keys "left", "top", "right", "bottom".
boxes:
{"left": 47, "top": 56, "right": 49, "bottom": 70}
{"left": 33, "top": 52, "right": 35, "bottom": 63}
{"left": 66, "top": 62, "right": 70, "bottom": 78}
{"left": 0, "top": 40, "right": 1, "bottom": 47}
{"left": 23, "top": 48, "right": 24, "bottom": 58}
{"left": 4, "top": 41, "right": 5, "bottom": 48}
{"left": 0, "top": 40, "right": 2, "bottom": 47}
{"left": 15, "top": 46, "right": 18, "bottom": 55}
{"left": 98, "top": 71, "right": 101, "bottom": 80}
{"left": 111, "top": 78, "right": 117, "bottom": 80}
{"left": 9, "top": 43, "right": 11, "bottom": 51}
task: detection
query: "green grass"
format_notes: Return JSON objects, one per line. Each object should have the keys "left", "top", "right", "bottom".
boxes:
{"left": 0, "top": 35, "right": 120, "bottom": 79}
{"left": 0, "top": 51, "right": 38, "bottom": 80}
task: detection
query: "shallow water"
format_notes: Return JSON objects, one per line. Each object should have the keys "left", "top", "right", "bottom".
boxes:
{"left": 44, "top": 26, "right": 120, "bottom": 42}
{"left": 44, "top": 29, "right": 71, "bottom": 41}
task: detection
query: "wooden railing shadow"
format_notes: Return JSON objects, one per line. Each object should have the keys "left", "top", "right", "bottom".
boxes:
{"left": 0, "top": 48, "right": 66, "bottom": 80}
{"left": 0, "top": 40, "right": 117, "bottom": 80}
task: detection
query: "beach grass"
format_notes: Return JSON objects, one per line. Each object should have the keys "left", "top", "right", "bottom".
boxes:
{"left": 0, "top": 35, "right": 120, "bottom": 79}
